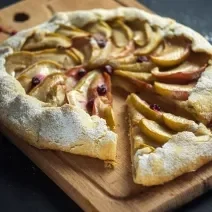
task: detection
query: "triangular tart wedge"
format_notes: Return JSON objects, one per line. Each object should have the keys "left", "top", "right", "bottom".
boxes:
{"left": 127, "top": 93, "right": 212, "bottom": 185}
{"left": 1, "top": 8, "right": 212, "bottom": 183}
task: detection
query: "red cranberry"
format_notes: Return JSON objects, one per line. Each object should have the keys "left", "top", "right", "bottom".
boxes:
{"left": 207, "top": 122, "right": 212, "bottom": 128}
{"left": 136, "top": 56, "right": 148, "bottom": 63}
{"left": 77, "top": 68, "right": 87, "bottom": 79}
{"left": 96, "top": 39, "right": 106, "bottom": 48}
{"left": 10, "top": 30, "right": 17, "bottom": 36}
{"left": 86, "top": 98, "right": 94, "bottom": 111}
{"left": 101, "top": 65, "right": 113, "bottom": 75}
{"left": 97, "top": 84, "right": 107, "bottom": 96}
{"left": 150, "top": 104, "right": 161, "bottom": 111}
{"left": 31, "top": 77, "right": 41, "bottom": 86}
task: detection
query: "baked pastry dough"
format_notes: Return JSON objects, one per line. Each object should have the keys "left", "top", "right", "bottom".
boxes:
{"left": 0, "top": 8, "right": 212, "bottom": 185}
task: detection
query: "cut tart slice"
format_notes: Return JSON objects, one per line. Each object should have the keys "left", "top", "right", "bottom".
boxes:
{"left": 1, "top": 8, "right": 212, "bottom": 184}
{"left": 127, "top": 93, "right": 212, "bottom": 185}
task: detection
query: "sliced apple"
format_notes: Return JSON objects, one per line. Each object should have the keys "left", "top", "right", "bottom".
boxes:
{"left": 5, "top": 51, "right": 34, "bottom": 77}
{"left": 151, "top": 42, "right": 165, "bottom": 55}
{"left": 72, "top": 36, "right": 108, "bottom": 66}
{"left": 87, "top": 40, "right": 113, "bottom": 69}
{"left": 112, "top": 75, "right": 152, "bottom": 93}
{"left": 83, "top": 20, "right": 112, "bottom": 39}
{"left": 110, "top": 19, "right": 133, "bottom": 48}
{"left": 139, "top": 118, "right": 173, "bottom": 144}
{"left": 112, "top": 54, "right": 137, "bottom": 64}
{"left": 17, "top": 60, "right": 63, "bottom": 92}
{"left": 154, "top": 81, "right": 195, "bottom": 100}
{"left": 162, "top": 112, "right": 211, "bottom": 135}
{"left": 29, "top": 73, "right": 67, "bottom": 106}
{"left": 67, "top": 71, "right": 99, "bottom": 111}
{"left": 150, "top": 38, "right": 190, "bottom": 67}
{"left": 56, "top": 24, "right": 89, "bottom": 38}
{"left": 22, "top": 33, "right": 71, "bottom": 51}
{"left": 126, "top": 93, "right": 163, "bottom": 122}
{"left": 128, "top": 102, "right": 145, "bottom": 125}
{"left": 152, "top": 54, "right": 208, "bottom": 83}
{"left": 111, "top": 41, "right": 135, "bottom": 59}
{"left": 134, "top": 23, "right": 163, "bottom": 55}
{"left": 34, "top": 48, "right": 81, "bottom": 69}
{"left": 112, "top": 62, "right": 155, "bottom": 73}
{"left": 93, "top": 97, "right": 115, "bottom": 131}
{"left": 17, "top": 60, "right": 63, "bottom": 79}
{"left": 69, "top": 48, "right": 84, "bottom": 64}
{"left": 162, "top": 112, "right": 198, "bottom": 132}
{"left": 114, "top": 70, "right": 154, "bottom": 83}
{"left": 127, "top": 20, "right": 147, "bottom": 47}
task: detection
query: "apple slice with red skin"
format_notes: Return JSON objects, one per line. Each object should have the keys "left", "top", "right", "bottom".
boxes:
{"left": 154, "top": 81, "right": 196, "bottom": 100}
{"left": 152, "top": 53, "right": 209, "bottom": 83}
{"left": 112, "top": 75, "right": 153, "bottom": 93}
{"left": 150, "top": 38, "right": 190, "bottom": 67}
{"left": 114, "top": 70, "right": 155, "bottom": 83}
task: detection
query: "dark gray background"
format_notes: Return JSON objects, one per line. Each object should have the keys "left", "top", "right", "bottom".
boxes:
{"left": 1, "top": 0, "right": 212, "bottom": 211}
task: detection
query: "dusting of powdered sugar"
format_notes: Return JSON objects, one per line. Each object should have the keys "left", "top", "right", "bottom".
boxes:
{"left": 134, "top": 132, "right": 212, "bottom": 185}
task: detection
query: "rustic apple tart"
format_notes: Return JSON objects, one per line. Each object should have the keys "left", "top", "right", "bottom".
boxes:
{"left": 1, "top": 8, "right": 212, "bottom": 186}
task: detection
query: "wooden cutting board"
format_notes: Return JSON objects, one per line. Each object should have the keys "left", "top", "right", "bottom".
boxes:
{"left": 1, "top": 0, "right": 212, "bottom": 211}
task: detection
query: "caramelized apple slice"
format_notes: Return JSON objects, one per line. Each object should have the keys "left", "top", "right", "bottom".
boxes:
{"left": 56, "top": 24, "right": 89, "bottom": 38}
{"left": 150, "top": 38, "right": 190, "bottom": 67}
{"left": 162, "top": 112, "right": 210, "bottom": 135}
{"left": 67, "top": 71, "right": 99, "bottom": 111}
{"left": 127, "top": 20, "right": 147, "bottom": 47}
{"left": 17, "top": 61, "right": 63, "bottom": 92}
{"left": 29, "top": 73, "right": 67, "bottom": 106}
{"left": 162, "top": 113, "right": 198, "bottom": 132}
{"left": 22, "top": 33, "right": 71, "bottom": 51}
{"left": 34, "top": 48, "right": 81, "bottom": 69}
{"left": 87, "top": 40, "right": 113, "bottom": 69}
{"left": 110, "top": 19, "right": 133, "bottom": 48}
{"left": 111, "top": 41, "right": 135, "bottom": 59}
{"left": 139, "top": 119, "right": 173, "bottom": 144}
{"left": 112, "top": 75, "right": 152, "bottom": 93}
{"left": 114, "top": 70, "right": 154, "bottom": 83}
{"left": 126, "top": 94, "right": 163, "bottom": 122}
{"left": 83, "top": 20, "right": 112, "bottom": 38}
{"left": 70, "top": 48, "right": 85, "bottom": 64}
{"left": 134, "top": 23, "right": 163, "bottom": 55}
{"left": 5, "top": 51, "right": 34, "bottom": 77}
{"left": 152, "top": 42, "right": 165, "bottom": 55}
{"left": 93, "top": 97, "right": 115, "bottom": 131}
{"left": 17, "top": 60, "right": 62, "bottom": 79}
{"left": 111, "top": 62, "right": 155, "bottom": 72}
{"left": 152, "top": 55, "right": 208, "bottom": 83}
{"left": 111, "top": 54, "right": 137, "bottom": 64}
{"left": 72, "top": 36, "right": 110, "bottom": 67}
{"left": 154, "top": 81, "right": 195, "bottom": 100}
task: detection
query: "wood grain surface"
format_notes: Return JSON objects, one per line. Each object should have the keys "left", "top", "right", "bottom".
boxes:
{"left": 1, "top": 0, "right": 212, "bottom": 211}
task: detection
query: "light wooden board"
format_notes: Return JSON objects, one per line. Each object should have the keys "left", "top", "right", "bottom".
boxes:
{"left": 1, "top": 0, "right": 212, "bottom": 211}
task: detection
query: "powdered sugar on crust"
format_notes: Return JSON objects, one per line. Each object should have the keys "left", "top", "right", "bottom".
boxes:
{"left": 134, "top": 132, "right": 212, "bottom": 186}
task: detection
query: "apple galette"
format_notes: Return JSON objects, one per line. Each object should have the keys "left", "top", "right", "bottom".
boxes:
{"left": 1, "top": 8, "right": 212, "bottom": 186}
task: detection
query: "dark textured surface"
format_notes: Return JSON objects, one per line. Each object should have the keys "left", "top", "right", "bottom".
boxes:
{"left": 0, "top": 0, "right": 212, "bottom": 211}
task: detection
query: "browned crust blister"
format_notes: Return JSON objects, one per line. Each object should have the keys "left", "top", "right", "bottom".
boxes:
{"left": 0, "top": 8, "right": 212, "bottom": 185}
